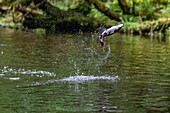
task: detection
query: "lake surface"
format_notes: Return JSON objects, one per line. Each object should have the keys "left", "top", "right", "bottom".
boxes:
{"left": 0, "top": 28, "right": 169, "bottom": 112}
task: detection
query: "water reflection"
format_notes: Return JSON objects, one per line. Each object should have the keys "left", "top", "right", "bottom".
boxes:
{"left": 0, "top": 28, "right": 169, "bottom": 112}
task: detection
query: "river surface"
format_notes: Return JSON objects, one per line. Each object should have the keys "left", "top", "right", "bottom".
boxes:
{"left": 0, "top": 28, "right": 169, "bottom": 112}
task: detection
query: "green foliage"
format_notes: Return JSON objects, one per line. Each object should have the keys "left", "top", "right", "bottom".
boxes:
{"left": 48, "top": 0, "right": 69, "bottom": 10}
{"left": 0, "top": 0, "right": 169, "bottom": 35}
{"left": 133, "top": 0, "right": 169, "bottom": 21}
{"left": 87, "top": 6, "right": 102, "bottom": 18}
{"left": 79, "top": 2, "right": 89, "bottom": 14}
{"left": 0, "top": 13, "right": 22, "bottom": 28}
{"left": 105, "top": 1, "right": 122, "bottom": 13}
{"left": 135, "top": 0, "right": 156, "bottom": 20}
{"left": 87, "top": 6, "right": 115, "bottom": 27}
{"left": 48, "top": 0, "right": 87, "bottom": 11}
{"left": 159, "top": 5, "right": 170, "bottom": 18}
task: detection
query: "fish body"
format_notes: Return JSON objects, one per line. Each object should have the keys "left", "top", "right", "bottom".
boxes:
{"left": 100, "top": 24, "right": 123, "bottom": 48}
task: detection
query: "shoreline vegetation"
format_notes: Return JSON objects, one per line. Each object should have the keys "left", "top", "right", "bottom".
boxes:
{"left": 0, "top": 0, "right": 169, "bottom": 36}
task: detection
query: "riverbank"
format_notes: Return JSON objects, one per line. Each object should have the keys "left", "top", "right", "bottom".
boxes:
{"left": 0, "top": 12, "right": 169, "bottom": 37}
{"left": 0, "top": 0, "right": 169, "bottom": 36}
{"left": 124, "top": 18, "right": 170, "bottom": 35}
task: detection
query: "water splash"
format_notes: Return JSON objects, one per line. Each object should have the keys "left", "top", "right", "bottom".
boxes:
{"left": 0, "top": 74, "right": 5, "bottom": 76}
{"left": 0, "top": 66, "right": 119, "bottom": 87}
{"left": 8, "top": 77, "right": 20, "bottom": 80}
{"left": 0, "top": 66, "right": 56, "bottom": 77}
{"left": 59, "top": 75, "right": 118, "bottom": 82}
{"left": 0, "top": 44, "right": 7, "bottom": 46}
{"left": 29, "top": 75, "right": 119, "bottom": 86}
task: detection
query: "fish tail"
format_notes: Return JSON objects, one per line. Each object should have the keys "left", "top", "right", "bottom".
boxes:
{"left": 99, "top": 35, "right": 104, "bottom": 47}
{"left": 100, "top": 40, "right": 106, "bottom": 49}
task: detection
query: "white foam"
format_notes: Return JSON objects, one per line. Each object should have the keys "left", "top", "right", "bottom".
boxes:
{"left": 8, "top": 77, "right": 20, "bottom": 80}
{"left": 0, "top": 66, "right": 56, "bottom": 77}
{"left": 0, "top": 74, "right": 5, "bottom": 76}
{"left": 59, "top": 75, "right": 119, "bottom": 82}
{"left": 28, "top": 75, "right": 119, "bottom": 87}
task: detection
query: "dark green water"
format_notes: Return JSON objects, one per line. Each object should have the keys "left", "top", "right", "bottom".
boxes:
{"left": 0, "top": 28, "right": 169, "bottom": 112}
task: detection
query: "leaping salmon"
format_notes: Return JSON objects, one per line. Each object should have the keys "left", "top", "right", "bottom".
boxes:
{"left": 100, "top": 24, "right": 124, "bottom": 49}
